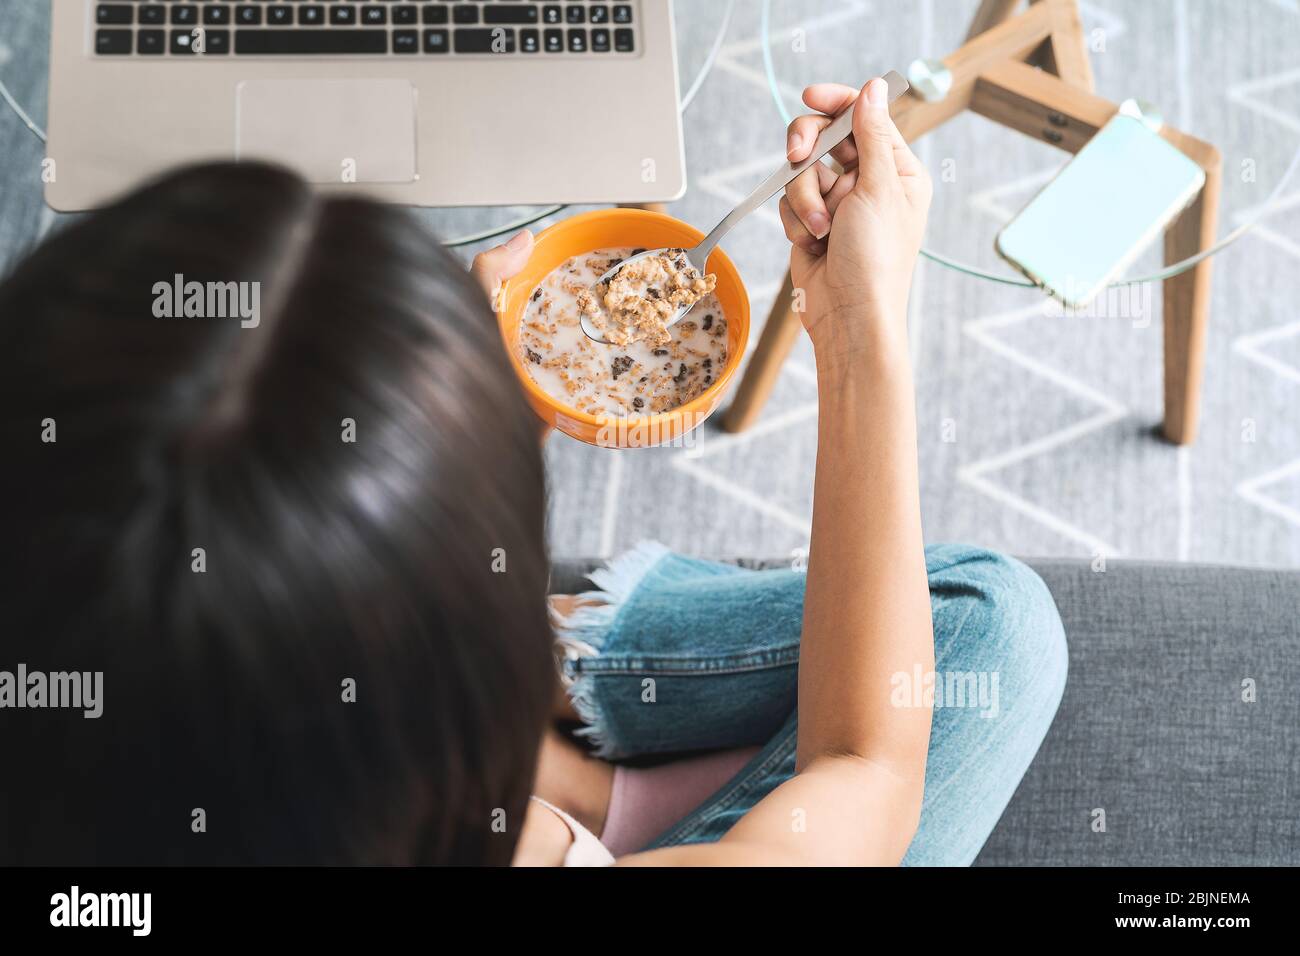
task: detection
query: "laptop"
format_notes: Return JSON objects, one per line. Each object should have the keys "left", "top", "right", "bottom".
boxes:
{"left": 45, "top": 0, "right": 686, "bottom": 211}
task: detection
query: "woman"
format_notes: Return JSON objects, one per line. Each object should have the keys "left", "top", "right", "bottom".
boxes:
{"left": 0, "top": 79, "right": 1066, "bottom": 866}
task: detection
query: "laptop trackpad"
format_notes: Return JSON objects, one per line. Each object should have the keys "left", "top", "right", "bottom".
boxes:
{"left": 236, "top": 79, "right": 417, "bottom": 184}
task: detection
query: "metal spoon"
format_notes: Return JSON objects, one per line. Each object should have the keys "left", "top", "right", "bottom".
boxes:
{"left": 580, "top": 70, "right": 910, "bottom": 345}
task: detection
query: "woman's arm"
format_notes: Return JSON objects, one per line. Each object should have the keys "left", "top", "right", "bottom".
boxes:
{"left": 627, "top": 77, "right": 934, "bottom": 867}
{"left": 718, "top": 327, "right": 931, "bottom": 865}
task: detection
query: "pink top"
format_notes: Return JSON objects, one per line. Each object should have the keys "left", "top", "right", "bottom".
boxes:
{"left": 598, "top": 747, "right": 760, "bottom": 857}
{"left": 529, "top": 796, "right": 616, "bottom": 867}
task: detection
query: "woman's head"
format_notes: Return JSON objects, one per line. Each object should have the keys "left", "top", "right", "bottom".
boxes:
{"left": 0, "top": 163, "right": 554, "bottom": 864}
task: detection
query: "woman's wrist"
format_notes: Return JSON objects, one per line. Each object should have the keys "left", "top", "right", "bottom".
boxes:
{"left": 810, "top": 305, "right": 911, "bottom": 382}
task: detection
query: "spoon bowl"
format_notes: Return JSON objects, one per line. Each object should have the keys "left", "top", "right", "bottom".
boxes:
{"left": 580, "top": 245, "right": 713, "bottom": 345}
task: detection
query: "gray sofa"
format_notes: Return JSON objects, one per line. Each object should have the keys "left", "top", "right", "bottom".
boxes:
{"left": 551, "top": 557, "right": 1300, "bottom": 866}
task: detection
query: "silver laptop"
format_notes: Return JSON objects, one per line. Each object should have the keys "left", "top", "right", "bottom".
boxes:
{"left": 45, "top": 0, "right": 686, "bottom": 211}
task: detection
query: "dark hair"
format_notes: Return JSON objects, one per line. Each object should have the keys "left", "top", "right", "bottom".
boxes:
{"left": 0, "top": 163, "right": 553, "bottom": 864}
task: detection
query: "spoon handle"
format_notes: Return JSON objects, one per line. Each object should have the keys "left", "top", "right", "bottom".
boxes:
{"left": 693, "top": 70, "right": 910, "bottom": 263}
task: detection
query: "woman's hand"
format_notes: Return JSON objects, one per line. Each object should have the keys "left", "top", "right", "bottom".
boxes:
{"left": 470, "top": 229, "right": 553, "bottom": 442}
{"left": 779, "top": 78, "right": 931, "bottom": 360}
{"left": 470, "top": 228, "right": 535, "bottom": 311}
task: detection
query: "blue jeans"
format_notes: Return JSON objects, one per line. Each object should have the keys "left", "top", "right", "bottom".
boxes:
{"left": 562, "top": 544, "right": 1068, "bottom": 865}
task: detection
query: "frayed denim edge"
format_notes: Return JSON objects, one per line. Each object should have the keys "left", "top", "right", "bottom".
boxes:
{"left": 551, "top": 540, "right": 671, "bottom": 759}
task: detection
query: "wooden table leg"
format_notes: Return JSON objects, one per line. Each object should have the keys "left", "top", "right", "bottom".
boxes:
{"left": 1038, "top": 0, "right": 1095, "bottom": 91}
{"left": 722, "top": 271, "right": 804, "bottom": 433}
{"left": 967, "top": 0, "right": 1023, "bottom": 40}
{"left": 1161, "top": 160, "right": 1221, "bottom": 445}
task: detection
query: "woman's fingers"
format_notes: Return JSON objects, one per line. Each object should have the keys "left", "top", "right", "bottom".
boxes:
{"left": 789, "top": 85, "right": 861, "bottom": 168}
{"left": 779, "top": 197, "right": 824, "bottom": 256}
{"left": 785, "top": 112, "right": 832, "bottom": 162}
{"left": 783, "top": 169, "right": 855, "bottom": 251}
{"left": 885, "top": 113, "right": 924, "bottom": 179}
{"left": 783, "top": 161, "right": 839, "bottom": 242}
{"left": 786, "top": 115, "right": 857, "bottom": 190}
{"left": 802, "top": 84, "right": 860, "bottom": 161}
{"left": 782, "top": 81, "right": 869, "bottom": 241}
{"left": 801, "top": 82, "right": 859, "bottom": 117}
{"left": 821, "top": 166, "right": 858, "bottom": 217}
{"left": 470, "top": 229, "right": 534, "bottom": 308}
{"left": 785, "top": 115, "right": 857, "bottom": 177}
{"left": 783, "top": 78, "right": 916, "bottom": 252}
{"left": 850, "top": 78, "right": 905, "bottom": 200}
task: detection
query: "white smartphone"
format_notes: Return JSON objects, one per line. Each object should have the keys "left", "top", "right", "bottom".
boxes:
{"left": 995, "top": 114, "right": 1206, "bottom": 308}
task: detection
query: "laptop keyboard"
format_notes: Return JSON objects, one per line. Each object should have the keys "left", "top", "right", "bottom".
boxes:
{"left": 93, "top": 1, "right": 639, "bottom": 57}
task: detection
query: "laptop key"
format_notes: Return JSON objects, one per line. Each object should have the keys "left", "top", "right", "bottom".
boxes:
{"left": 267, "top": 6, "right": 293, "bottom": 27}
{"left": 171, "top": 6, "right": 198, "bottom": 27}
{"left": 422, "top": 6, "right": 448, "bottom": 25}
{"left": 94, "top": 29, "right": 132, "bottom": 55}
{"left": 543, "top": 28, "right": 563, "bottom": 52}
{"left": 567, "top": 29, "right": 587, "bottom": 53}
{"left": 520, "top": 28, "right": 540, "bottom": 53}
{"left": 298, "top": 6, "right": 324, "bottom": 26}
{"left": 362, "top": 7, "right": 387, "bottom": 26}
{"left": 423, "top": 29, "right": 449, "bottom": 54}
{"left": 591, "top": 28, "right": 610, "bottom": 52}
{"left": 453, "top": 6, "right": 480, "bottom": 25}
{"left": 484, "top": 7, "right": 539, "bottom": 26}
{"left": 614, "top": 28, "right": 634, "bottom": 52}
{"left": 393, "top": 29, "right": 419, "bottom": 53}
{"left": 542, "top": 6, "right": 562, "bottom": 26}
{"left": 236, "top": 6, "right": 262, "bottom": 26}
{"left": 454, "top": 28, "right": 516, "bottom": 54}
{"left": 95, "top": 5, "right": 133, "bottom": 26}
{"left": 329, "top": 6, "right": 358, "bottom": 27}
{"left": 138, "top": 6, "right": 166, "bottom": 26}
{"left": 170, "top": 29, "right": 197, "bottom": 55}
{"left": 590, "top": 6, "right": 610, "bottom": 26}
{"left": 202, "top": 29, "right": 231, "bottom": 55}
{"left": 235, "top": 30, "right": 389, "bottom": 55}
{"left": 394, "top": 7, "right": 418, "bottom": 26}
{"left": 613, "top": 5, "right": 633, "bottom": 25}
{"left": 138, "top": 29, "right": 165, "bottom": 55}
{"left": 566, "top": 6, "right": 586, "bottom": 25}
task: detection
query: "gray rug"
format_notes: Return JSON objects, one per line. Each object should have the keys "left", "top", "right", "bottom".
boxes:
{"left": 3, "top": 1, "right": 1298, "bottom": 566}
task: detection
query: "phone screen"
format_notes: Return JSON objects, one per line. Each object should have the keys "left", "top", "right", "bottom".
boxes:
{"left": 996, "top": 114, "right": 1205, "bottom": 308}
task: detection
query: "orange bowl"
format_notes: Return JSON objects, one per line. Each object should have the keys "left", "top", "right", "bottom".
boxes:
{"left": 499, "top": 209, "right": 750, "bottom": 448}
